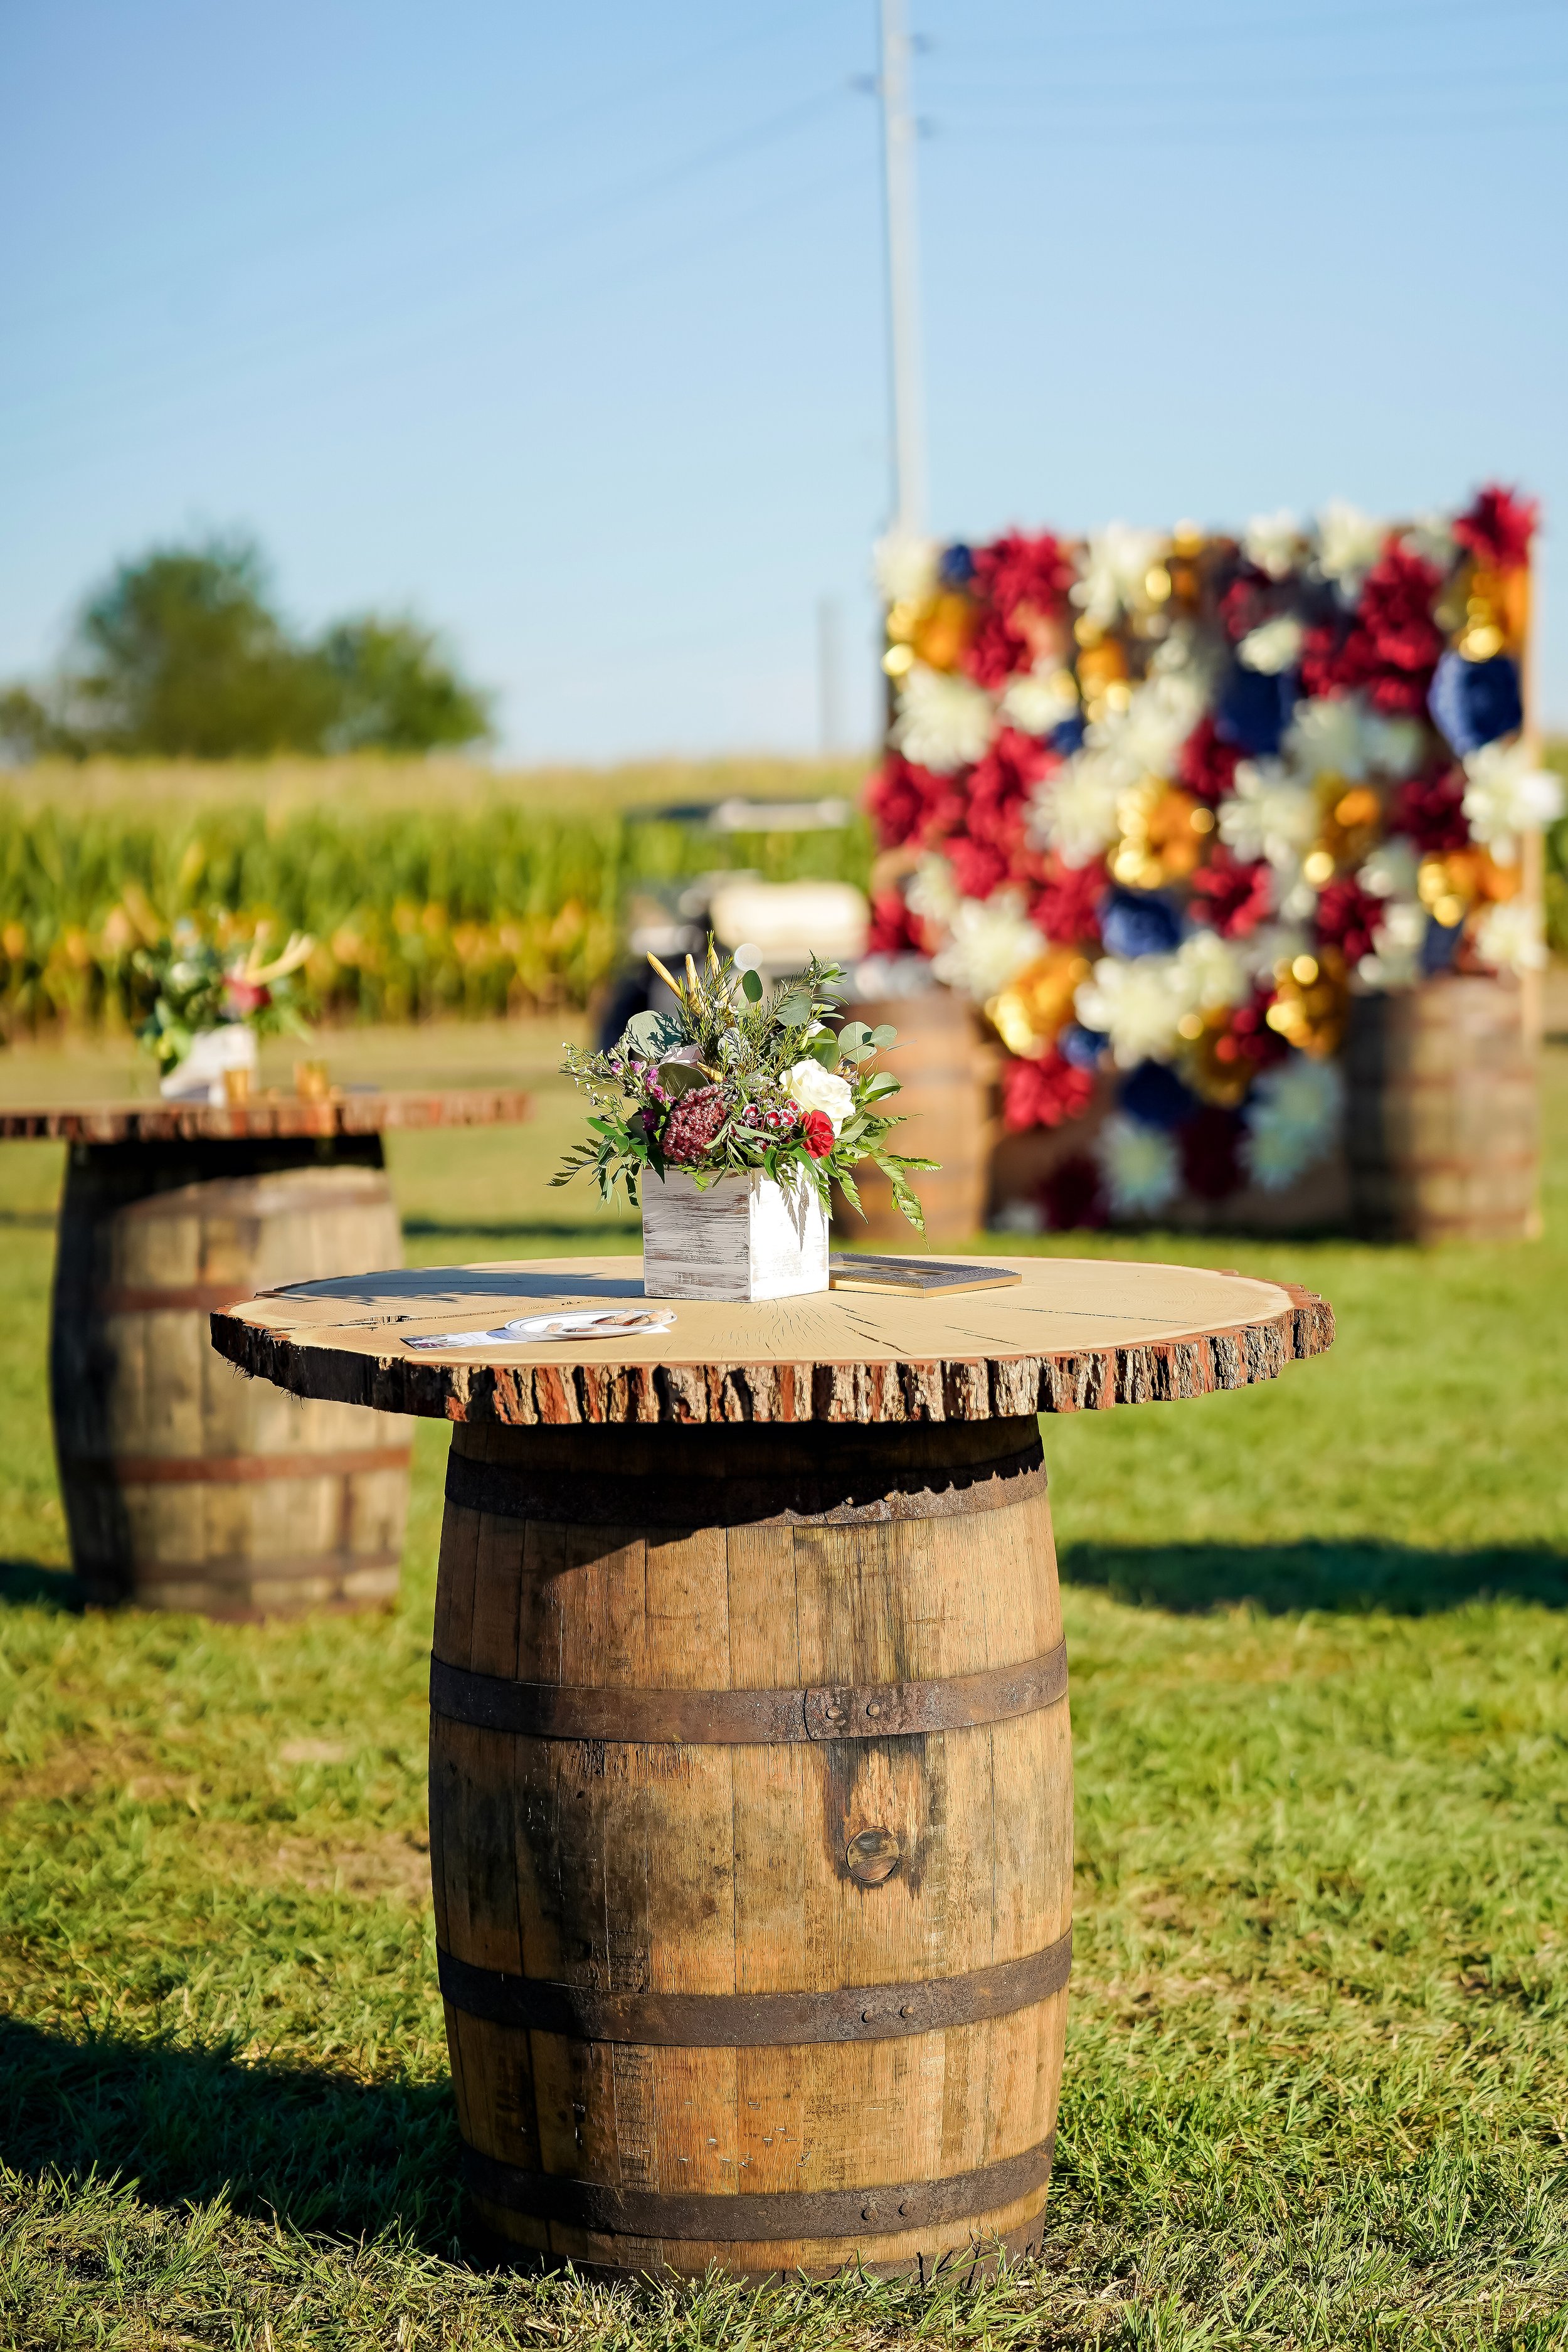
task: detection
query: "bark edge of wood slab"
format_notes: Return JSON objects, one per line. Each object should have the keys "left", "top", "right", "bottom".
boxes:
{"left": 210, "top": 1254, "right": 1333, "bottom": 1423}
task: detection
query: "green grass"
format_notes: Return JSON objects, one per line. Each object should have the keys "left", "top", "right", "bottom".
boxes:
{"left": 0, "top": 1026, "right": 1565, "bottom": 2347}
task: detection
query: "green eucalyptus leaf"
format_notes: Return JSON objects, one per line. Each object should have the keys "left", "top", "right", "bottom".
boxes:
{"left": 868, "top": 1024, "right": 898, "bottom": 1047}
{"left": 620, "top": 1009, "right": 687, "bottom": 1059}
{"left": 741, "top": 967, "right": 764, "bottom": 1003}
{"left": 776, "top": 993, "right": 812, "bottom": 1028}
{"left": 837, "top": 1022, "right": 872, "bottom": 1050}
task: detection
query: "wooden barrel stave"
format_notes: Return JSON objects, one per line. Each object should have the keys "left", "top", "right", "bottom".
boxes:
{"left": 52, "top": 1144, "right": 410, "bottom": 1618}
{"left": 429, "top": 1417, "right": 1071, "bottom": 2279}
{"left": 836, "top": 993, "right": 990, "bottom": 1246}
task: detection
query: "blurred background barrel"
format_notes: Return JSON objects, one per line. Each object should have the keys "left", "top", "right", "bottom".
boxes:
{"left": 836, "top": 990, "right": 989, "bottom": 1244}
{"left": 51, "top": 1138, "right": 410, "bottom": 1617}
{"left": 1345, "top": 976, "right": 1539, "bottom": 1243}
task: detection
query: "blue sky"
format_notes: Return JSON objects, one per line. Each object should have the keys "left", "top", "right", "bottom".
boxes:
{"left": 3, "top": 0, "right": 1565, "bottom": 759}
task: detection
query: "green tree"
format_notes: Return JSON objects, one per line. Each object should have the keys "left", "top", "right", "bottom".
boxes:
{"left": 318, "top": 616, "right": 492, "bottom": 752}
{"left": 0, "top": 533, "right": 494, "bottom": 761}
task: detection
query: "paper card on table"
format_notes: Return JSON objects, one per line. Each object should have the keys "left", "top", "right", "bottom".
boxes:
{"left": 405, "top": 1308, "right": 675, "bottom": 1351}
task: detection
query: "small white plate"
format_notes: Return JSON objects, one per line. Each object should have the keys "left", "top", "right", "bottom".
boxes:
{"left": 405, "top": 1308, "right": 675, "bottom": 1352}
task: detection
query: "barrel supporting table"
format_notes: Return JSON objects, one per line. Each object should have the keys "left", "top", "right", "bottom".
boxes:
{"left": 211, "top": 1253, "right": 1333, "bottom": 2276}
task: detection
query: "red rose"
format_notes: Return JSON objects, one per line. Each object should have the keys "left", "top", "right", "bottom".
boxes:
{"left": 1300, "top": 544, "right": 1444, "bottom": 714}
{"left": 800, "top": 1110, "right": 835, "bottom": 1158}
{"left": 1454, "top": 484, "right": 1537, "bottom": 573}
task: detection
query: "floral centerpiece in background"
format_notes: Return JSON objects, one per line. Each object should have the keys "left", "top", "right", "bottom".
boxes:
{"left": 134, "top": 923, "right": 315, "bottom": 1101}
{"left": 867, "top": 484, "right": 1560, "bottom": 1226}
{"left": 554, "top": 946, "right": 931, "bottom": 1300}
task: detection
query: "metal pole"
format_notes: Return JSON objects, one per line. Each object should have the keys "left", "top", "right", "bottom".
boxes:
{"left": 817, "top": 596, "right": 844, "bottom": 753}
{"left": 878, "top": 0, "right": 927, "bottom": 536}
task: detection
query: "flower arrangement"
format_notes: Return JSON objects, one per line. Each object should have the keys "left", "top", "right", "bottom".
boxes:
{"left": 868, "top": 485, "right": 1560, "bottom": 1225}
{"left": 554, "top": 945, "right": 932, "bottom": 1230}
{"left": 133, "top": 923, "right": 315, "bottom": 1076}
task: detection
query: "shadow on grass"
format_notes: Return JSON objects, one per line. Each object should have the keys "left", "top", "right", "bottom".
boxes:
{"left": 401, "top": 1217, "right": 638, "bottom": 1245}
{"left": 1062, "top": 1539, "right": 1568, "bottom": 1616}
{"left": 0, "top": 2015, "right": 459, "bottom": 2244}
{"left": 0, "top": 1559, "right": 82, "bottom": 1613}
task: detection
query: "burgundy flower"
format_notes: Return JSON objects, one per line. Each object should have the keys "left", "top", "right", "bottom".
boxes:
{"left": 661, "top": 1084, "right": 729, "bottom": 1164}
{"left": 1189, "top": 846, "right": 1273, "bottom": 938}
{"left": 1002, "top": 1049, "right": 1095, "bottom": 1135}
{"left": 1177, "top": 716, "right": 1242, "bottom": 807}
{"left": 1039, "top": 1153, "right": 1107, "bottom": 1232}
{"left": 1454, "top": 484, "right": 1537, "bottom": 573}
{"left": 1314, "top": 876, "right": 1385, "bottom": 967}
{"left": 1391, "top": 765, "right": 1470, "bottom": 856}
{"left": 800, "top": 1110, "right": 835, "bottom": 1159}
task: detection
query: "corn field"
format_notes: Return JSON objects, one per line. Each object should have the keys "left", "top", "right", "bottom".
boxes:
{"left": 0, "top": 800, "right": 872, "bottom": 1036}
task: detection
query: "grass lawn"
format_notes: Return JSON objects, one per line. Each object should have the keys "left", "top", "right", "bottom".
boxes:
{"left": 0, "top": 1020, "right": 1565, "bottom": 2348}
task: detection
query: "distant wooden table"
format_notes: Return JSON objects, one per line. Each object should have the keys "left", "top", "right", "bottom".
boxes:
{"left": 3, "top": 1090, "right": 530, "bottom": 1619}
{"left": 213, "top": 1254, "right": 1332, "bottom": 2280}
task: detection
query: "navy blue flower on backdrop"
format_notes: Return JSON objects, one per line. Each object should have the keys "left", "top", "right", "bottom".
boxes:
{"left": 1100, "top": 888, "right": 1184, "bottom": 960}
{"left": 1049, "top": 714, "right": 1086, "bottom": 756}
{"left": 1427, "top": 649, "right": 1523, "bottom": 756}
{"left": 1215, "top": 660, "right": 1297, "bottom": 757}
{"left": 1057, "top": 1022, "right": 1109, "bottom": 1070}
{"left": 1120, "top": 1059, "right": 1200, "bottom": 1130}
{"left": 938, "top": 544, "right": 976, "bottom": 589}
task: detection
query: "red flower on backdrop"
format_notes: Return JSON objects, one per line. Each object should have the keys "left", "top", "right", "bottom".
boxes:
{"left": 1300, "top": 544, "right": 1445, "bottom": 714}
{"left": 866, "top": 753, "right": 963, "bottom": 852}
{"left": 1039, "top": 1153, "right": 1107, "bottom": 1232}
{"left": 965, "top": 727, "right": 1049, "bottom": 852}
{"left": 1391, "top": 766, "right": 1470, "bottom": 856}
{"left": 1177, "top": 715, "right": 1242, "bottom": 806}
{"left": 1314, "top": 876, "right": 1386, "bottom": 966}
{"left": 1217, "top": 564, "right": 1278, "bottom": 645}
{"left": 799, "top": 1110, "right": 835, "bottom": 1159}
{"left": 1002, "top": 1050, "right": 1095, "bottom": 1135}
{"left": 963, "top": 532, "right": 1076, "bottom": 688}
{"left": 1030, "top": 856, "right": 1105, "bottom": 946}
{"left": 948, "top": 836, "right": 1012, "bottom": 900}
{"left": 866, "top": 887, "right": 924, "bottom": 956}
{"left": 1209, "top": 992, "right": 1290, "bottom": 1083}
{"left": 1454, "top": 484, "right": 1537, "bottom": 573}
{"left": 1188, "top": 845, "right": 1273, "bottom": 938}
{"left": 1179, "top": 1105, "right": 1244, "bottom": 1202}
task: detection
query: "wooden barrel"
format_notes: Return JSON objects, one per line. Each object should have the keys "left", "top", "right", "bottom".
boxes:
{"left": 1345, "top": 975, "right": 1539, "bottom": 1242}
{"left": 51, "top": 1138, "right": 411, "bottom": 1618}
{"left": 429, "top": 1414, "right": 1071, "bottom": 2282}
{"left": 837, "top": 992, "right": 989, "bottom": 1244}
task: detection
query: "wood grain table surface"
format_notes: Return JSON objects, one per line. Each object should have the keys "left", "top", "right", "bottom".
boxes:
{"left": 213, "top": 1254, "right": 1334, "bottom": 1426}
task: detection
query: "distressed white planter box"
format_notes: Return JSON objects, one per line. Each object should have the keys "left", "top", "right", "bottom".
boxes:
{"left": 160, "top": 1024, "right": 258, "bottom": 1104}
{"left": 641, "top": 1169, "right": 829, "bottom": 1302}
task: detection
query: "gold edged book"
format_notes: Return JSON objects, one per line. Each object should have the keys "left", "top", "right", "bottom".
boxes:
{"left": 828, "top": 1254, "right": 1022, "bottom": 1298}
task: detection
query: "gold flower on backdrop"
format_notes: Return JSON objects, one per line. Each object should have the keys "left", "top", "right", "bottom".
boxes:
{"left": 1263, "top": 948, "right": 1350, "bottom": 1058}
{"left": 986, "top": 948, "right": 1091, "bottom": 1060}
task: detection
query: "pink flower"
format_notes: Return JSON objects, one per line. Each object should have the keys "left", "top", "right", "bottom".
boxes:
{"left": 223, "top": 980, "right": 270, "bottom": 1017}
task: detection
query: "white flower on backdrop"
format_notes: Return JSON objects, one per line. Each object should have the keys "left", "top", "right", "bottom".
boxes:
{"left": 1358, "top": 899, "right": 1428, "bottom": 990}
{"left": 998, "top": 666, "right": 1079, "bottom": 738}
{"left": 931, "top": 891, "right": 1045, "bottom": 1002}
{"left": 1242, "top": 1055, "right": 1344, "bottom": 1190}
{"left": 1357, "top": 837, "right": 1421, "bottom": 901}
{"left": 1473, "top": 898, "right": 1548, "bottom": 977}
{"left": 873, "top": 531, "right": 940, "bottom": 608}
{"left": 1074, "top": 953, "right": 1189, "bottom": 1066}
{"left": 1175, "top": 928, "right": 1250, "bottom": 1012}
{"left": 905, "top": 851, "right": 961, "bottom": 931}
{"left": 890, "top": 662, "right": 996, "bottom": 775}
{"left": 1242, "top": 509, "right": 1303, "bottom": 580}
{"left": 1096, "top": 1113, "right": 1182, "bottom": 1217}
{"left": 1313, "top": 498, "right": 1388, "bottom": 599}
{"left": 1237, "top": 613, "right": 1306, "bottom": 675}
{"left": 1219, "top": 761, "right": 1320, "bottom": 869}
{"left": 1110, "top": 670, "right": 1210, "bottom": 775}
{"left": 1239, "top": 919, "right": 1308, "bottom": 983}
{"left": 1461, "top": 741, "right": 1565, "bottom": 863}
{"left": 1030, "top": 749, "right": 1126, "bottom": 866}
{"left": 1285, "top": 693, "right": 1424, "bottom": 783}
{"left": 1401, "top": 513, "right": 1458, "bottom": 572}
{"left": 1071, "top": 522, "right": 1168, "bottom": 629}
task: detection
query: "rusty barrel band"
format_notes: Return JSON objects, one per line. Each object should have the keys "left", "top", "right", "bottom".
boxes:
{"left": 443, "top": 1438, "right": 1046, "bottom": 1530}
{"left": 462, "top": 2134, "right": 1053, "bottom": 2242}
{"left": 60, "top": 1446, "right": 411, "bottom": 1487}
{"left": 428, "top": 1638, "right": 1067, "bottom": 1746}
{"left": 438, "top": 1929, "right": 1070, "bottom": 2047}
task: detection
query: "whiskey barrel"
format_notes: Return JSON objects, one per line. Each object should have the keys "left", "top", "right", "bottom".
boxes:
{"left": 429, "top": 1414, "right": 1071, "bottom": 2282}
{"left": 51, "top": 1137, "right": 410, "bottom": 1618}
{"left": 838, "top": 992, "right": 989, "bottom": 1244}
{"left": 1345, "top": 975, "right": 1539, "bottom": 1242}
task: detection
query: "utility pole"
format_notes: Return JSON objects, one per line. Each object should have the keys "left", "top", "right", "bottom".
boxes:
{"left": 817, "top": 596, "right": 845, "bottom": 753}
{"left": 878, "top": 0, "right": 927, "bottom": 536}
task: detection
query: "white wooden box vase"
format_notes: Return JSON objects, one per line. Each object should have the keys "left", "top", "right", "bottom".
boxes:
{"left": 640, "top": 1169, "right": 829, "bottom": 1303}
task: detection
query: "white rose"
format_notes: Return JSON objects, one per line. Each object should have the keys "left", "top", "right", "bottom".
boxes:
{"left": 785, "top": 1060, "right": 855, "bottom": 1133}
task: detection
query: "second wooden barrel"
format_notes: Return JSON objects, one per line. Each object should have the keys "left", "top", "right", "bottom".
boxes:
{"left": 429, "top": 1414, "right": 1071, "bottom": 2281}
{"left": 837, "top": 991, "right": 989, "bottom": 1244}
{"left": 51, "top": 1139, "right": 411, "bottom": 1618}
{"left": 1345, "top": 975, "right": 1539, "bottom": 1242}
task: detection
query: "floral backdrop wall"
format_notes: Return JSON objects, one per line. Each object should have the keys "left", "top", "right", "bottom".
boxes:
{"left": 866, "top": 488, "right": 1560, "bottom": 1228}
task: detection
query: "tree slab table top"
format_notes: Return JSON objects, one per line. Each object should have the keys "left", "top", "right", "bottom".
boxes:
{"left": 211, "top": 1253, "right": 1333, "bottom": 1426}
{"left": 0, "top": 1088, "right": 532, "bottom": 1145}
